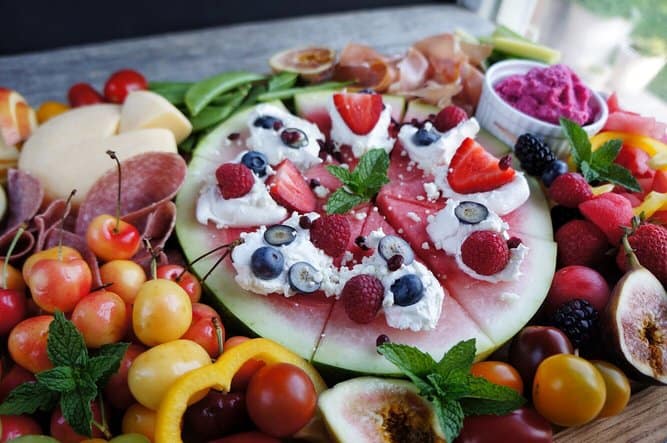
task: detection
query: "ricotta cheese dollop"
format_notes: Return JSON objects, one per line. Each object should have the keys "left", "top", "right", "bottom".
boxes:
{"left": 246, "top": 104, "right": 324, "bottom": 170}
{"left": 327, "top": 96, "right": 395, "bottom": 158}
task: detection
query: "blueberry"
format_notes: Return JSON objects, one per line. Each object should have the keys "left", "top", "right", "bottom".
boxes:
{"left": 253, "top": 115, "right": 283, "bottom": 129}
{"left": 411, "top": 127, "right": 441, "bottom": 146}
{"left": 541, "top": 160, "right": 568, "bottom": 187}
{"left": 378, "top": 235, "right": 414, "bottom": 265}
{"left": 263, "top": 224, "right": 297, "bottom": 246}
{"left": 250, "top": 246, "right": 284, "bottom": 280}
{"left": 454, "top": 201, "right": 489, "bottom": 225}
{"left": 391, "top": 274, "right": 424, "bottom": 307}
{"left": 241, "top": 151, "right": 269, "bottom": 177}
{"left": 288, "top": 262, "right": 322, "bottom": 293}
{"left": 280, "top": 128, "right": 309, "bottom": 149}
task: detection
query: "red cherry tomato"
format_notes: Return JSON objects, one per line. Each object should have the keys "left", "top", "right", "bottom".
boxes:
{"left": 224, "top": 336, "right": 265, "bottom": 392}
{"left": 246, "top": 363, "right": 317, "bottom": 438}
{"left": 68, "top": 83, "right": 104, "bottom": 107}
{"left": 104, "top": 69, "right": 147, "bottom": 103}
{"left": 455, "top": 407, "right": 552, "bottom": 443}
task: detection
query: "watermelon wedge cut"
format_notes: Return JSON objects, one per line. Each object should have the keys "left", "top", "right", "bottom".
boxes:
{"left": 176, "top": 101, "right": 556, "bottom": 376}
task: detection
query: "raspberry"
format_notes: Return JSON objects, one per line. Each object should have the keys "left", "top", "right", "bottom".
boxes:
{"left": 555, "top": 219, "right": 608, "bottom": 267}
{"left": 616, "top": 223, "right": 667, "bottom": 285}
{"left": 514, "top": 133, "right": 556, "bottom": 176}
{"left": 310, "top": 214, "right": 351, "bottom": 257}
{"left": 342, "top": 274, "right": 384, "bottom": 324}
{"left": 433, "top": 105, "right": 468, "bottom": 132}
{"left": 548, "top": 172, "right": 592, "bottom": 207}
{"left": 215, "top": 163, "right": 254, "bottom": 199}
{"left": 551, "top": 299, "right": 598, "bottom": 348}
{"left": 460, "top": 231, "right": 509, "bottom": 276}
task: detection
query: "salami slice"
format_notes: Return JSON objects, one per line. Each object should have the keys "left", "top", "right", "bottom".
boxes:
{"left": 0, "top": 169, "right": 45, "bottom": 260}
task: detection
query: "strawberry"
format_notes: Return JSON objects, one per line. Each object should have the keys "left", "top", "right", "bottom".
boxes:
{"left": 448, "top": 138, "right": 516, "bottom": 193}
{"left": 616, "top": 223, "right": 667, "bottom": 285}
{"left": 266, "top": 159, "right": 317, "bottom": 213}
{"left": 342, "top": 274, "right": 384, "bottom": 324}
{"left": 555, "top": 220, "right": 609, "bottom": 267}
{"left": 433, "top": 105, "right": 468, "bottom": 132}
{"left": 215, "top": 163, "right": 254, "bottom": 199}
{"left": 460, "top": 230, "right": 510, "bottom": 275}
{"left": 333, "top": 92, "right": 383, "bottom": 135}
{"left": 310, "top": 214, "right": 351, "bottom": 257}
{"left": 548, "top": 172, "right": 593, "bottom": 208}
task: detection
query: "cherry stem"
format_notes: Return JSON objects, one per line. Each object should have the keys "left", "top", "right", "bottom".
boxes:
{"left": 201, "top": 249, "right": 230, "bottom": 283}
{"left": 91, "top": 282, "right": 114, "bottom": 292}
{"left": 92, "top": 393, "right": 112, "bottom": 439}
{"left": 58, "top": 190, "right": 77, "bottom": 261}
{"left": 181, "top": 238, "right": 244, "bottom": 281}
{"left": 213, "top": 317, "right": 224, "bottom": 357}
{"left": 106, "top": 150, "right": 122, "bottom": 234}
{"left": 3, "top": 223, "right": 27, "bottom": 289}
{"left": 143, "top": 238, "right": 159, "bottom": 280}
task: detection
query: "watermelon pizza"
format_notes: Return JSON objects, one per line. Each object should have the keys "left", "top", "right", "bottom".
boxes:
{"left": 175, "top": 91, "right": 556, "bottom": 376}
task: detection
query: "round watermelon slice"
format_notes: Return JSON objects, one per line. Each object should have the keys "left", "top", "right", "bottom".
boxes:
{"left": 176, "top": 100, "right": 556, "bottom": 376}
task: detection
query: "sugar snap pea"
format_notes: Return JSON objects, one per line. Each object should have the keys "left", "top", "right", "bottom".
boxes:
{"left": 185, "top": 71, "right": 264, "bottom": 116}
{"left": 257, "top": 81, "right": 351, "bottom": 102}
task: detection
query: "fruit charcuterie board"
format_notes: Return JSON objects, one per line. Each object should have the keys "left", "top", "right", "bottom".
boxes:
{"left": 1, "top": 4, "right": 666, "bottom": 443}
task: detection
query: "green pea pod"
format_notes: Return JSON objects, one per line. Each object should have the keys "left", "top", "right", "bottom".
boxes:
{"left": 257, "top": 81, "right": 351, "bottom": 102}
{"left": 267, "top": 72, "right": 299, "bottom": 92}
{"left": 211, "top": 83, "right": 252, "bottom": 106}
{"left": 185, "top": 71, "right": 264, "bottom": 116}
{"left": 191, "top": 91, "right": 247, "bottom": 131}
{"left": 239, "top": 83, "right": 268, "bottom": 110}
{"left": 178, "top": 133, "right": 198, "bottom": 154}
{"left": 149, "top": 81, "right": 192, "bottom": 106}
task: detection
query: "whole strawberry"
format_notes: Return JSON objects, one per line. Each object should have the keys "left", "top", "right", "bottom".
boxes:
{"left": 556, "top": 219, "right": 609, "bottom": 267}
{"left": 616, "top": 223, "right": 667, "bottom": 285}
{"left": 460, "top": 230, "right": 509, "bottom": 275}
{"left": 548, "top": 172, "right": 592, "bottom": 208}
{"left": 216, "top": 163, "right": 254, "bottom": 199}
{"left": 433, "top": 105, "right": 468, "bottom": 132}
{"left": 310, "top": 214, "right": 351, "bottom": 257}
{"left": 342, "top": 274, "right": 384, "bottom": 324}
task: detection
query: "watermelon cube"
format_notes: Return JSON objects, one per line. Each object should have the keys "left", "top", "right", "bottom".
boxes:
{"left": 579, "top": 193, "right": 634, "bottom": 245}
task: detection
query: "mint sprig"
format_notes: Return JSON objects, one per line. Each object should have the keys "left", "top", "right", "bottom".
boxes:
{"left": 325, "top": 148, "right": 390, "bottom": 214}
{"left": 560, "top": 117, "right": 640, "bottom": 192}
{"left": 378, "top": 339, "right": 525, "bottom": 442}
{"left": 0, "top": 311, "right": 129, "bottom": 438}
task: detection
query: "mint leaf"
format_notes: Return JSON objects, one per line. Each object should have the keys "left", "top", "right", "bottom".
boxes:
{"left": 377, "top": 343, "right": 436, "bottom": 383}
{"left": 591, "top": 139, "right": 622, "bottom": 168}
{"left": 325, "top": 188, "right": 365, "bottom": 214}
{"left": 436, "top": 339, "right": 476, "bottom": 379}
{"left": 60, "top": 376, "right": 98, "bottom": 438}
{"left": 354, "top": 149, "right": 390, "bottom": 185}
{"left": 36, "top": 367, "right": 76, "bottom": 393}
{"left": 580, "top": 160, "right": 599, "bottom": 183}
{"left": 560, "top": 117, "right": 591, "bottom": 165}
{"left": 326, "top": 164, "right": 353, "bottom": 183}
{"left": 459, "top": 375, "right": 525, "bottom": 415}
{"left": 87, "top": 342, "right": 129, "bottom": 386}
{"left": 432, "top": 396, "right": 464, "bottom": 443}
{"left": 48, "top": 311, "right": 88, "bottom": 367}
{"left": 0, "top": 382, "right": 59, "bottom": 415}
{"left": 599, "top": 163, "right": 641, "bottom": 192}
{"left": 267, "top": 72, "right": 298, "bottom": 92}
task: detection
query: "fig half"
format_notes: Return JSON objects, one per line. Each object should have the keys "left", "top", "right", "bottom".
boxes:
{"left": 269, "top": 47, "right": 336, "bottom": 83}
{"left": 318, "top": 377, "right": 445, "bottom": 443}
{"left": 602, "top": 237, "right": 667, "bottom": 384}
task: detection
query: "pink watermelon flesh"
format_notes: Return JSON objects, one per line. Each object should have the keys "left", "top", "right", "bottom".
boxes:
{"left": 604, "top": 111, "right": 667, "bottom": 143}
{"left": 579, "top": 193, "right": 634, "bottom": 245}
{"left": 388, "top": 142, "right": 430, "bottom": 184}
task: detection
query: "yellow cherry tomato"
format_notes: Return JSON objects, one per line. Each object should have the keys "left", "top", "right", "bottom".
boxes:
{"left": 122, "top": 403, "right": 157, "bottom": 442}
{"left": 592, "top": 360, "right": 631, "bottom": 418}
{"left": 132, "top": 279, "right": 192, "bottom": 346}
{"left": 533, "top": 354, "right": 606, "bottom": 427}
{"left": 36, "top": 101, "right": 70, "bottom": 123}
{"left": 128, "top": 339, "right": 210, "bottom": 410}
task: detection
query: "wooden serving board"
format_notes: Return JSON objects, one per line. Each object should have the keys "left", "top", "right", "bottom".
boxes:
{"left": 1, "top": 4, "right": 665, "bottom": 442}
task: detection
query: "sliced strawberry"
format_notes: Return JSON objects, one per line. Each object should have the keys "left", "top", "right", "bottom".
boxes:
{"left": 333, "top": 92, "right": 383, "bottom": 135}
{"left": 447, "top": 138, "right": 516, "bottom": 194}
{"left": 266, "top": 159, "right": 317, "bottom": 213}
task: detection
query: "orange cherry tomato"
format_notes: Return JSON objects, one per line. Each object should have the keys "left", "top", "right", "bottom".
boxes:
{"left": 592, "top": 360, "right": 631, "bottom": 418}
{"left": 36, "top": 101, "right": 70, "bottom": 123}
{"left": 471, "top": 361, "right": 524, "bottom": 395}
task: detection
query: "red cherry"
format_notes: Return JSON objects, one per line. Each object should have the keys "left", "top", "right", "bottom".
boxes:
{"left": 0, "top": 365, "right": 36, "bottom": 402}
{"left": 68, "top": 83, "right": 104, "bottom": 107}
{"left": 86, "top": 214, "right": 142, "bottom": 262}
{"left": 104, "top": 343, "right": 146, "bottom": 409}
{"left": 0, "top": 288, "right": 27, "bottom": 336}
{"left": 182, "top": 303, "right": 224, "bottom": 358}
{"left": 1, "top": 414, "right": 42, "bottom": 441}
{"left": 8, "top": 315, "right": 54, "bottom": 374}
{"left": 26, "top": 257, "right": 92, "bottom": 313}
{"left": 104, "top": 69, "right": 147, "bottom": 103}
{"left": 156, "top": 264, "right": 202, "bottom": 303}
{"left": 50, "top": 402, "right": 105, "bottom": 443}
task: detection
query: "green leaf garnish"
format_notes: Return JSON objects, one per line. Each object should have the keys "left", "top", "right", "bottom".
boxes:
{"left": 378, "top": 339, "right": 525, "bottom": 443}
{"left": 0, "top": 311, "right": 129, "bottom": 438}
{"left": 325, "top": 149, "right": 390, "bottom": 214}
{"left": 560, "top": 117, "right": 640, "bottom": 192}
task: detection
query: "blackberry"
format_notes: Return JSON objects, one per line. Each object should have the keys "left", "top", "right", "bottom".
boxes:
{"left": 551, "top": 299, "right": 598, "bottom": 347}
{"left": 550, "top": 205, "right": 583, "bottom": 232}
{"left": 514, "top": 133, "right": 556, "bottom": 176}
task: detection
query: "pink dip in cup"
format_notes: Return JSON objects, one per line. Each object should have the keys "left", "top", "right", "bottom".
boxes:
{"left": 494, "top": 64, "right": 594, "bottom": 125}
